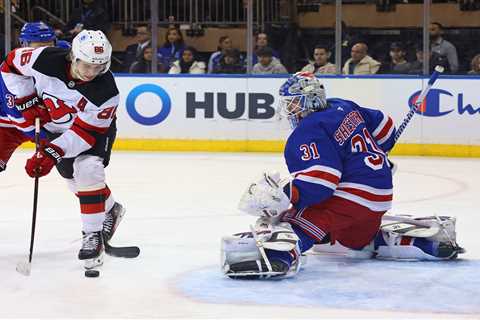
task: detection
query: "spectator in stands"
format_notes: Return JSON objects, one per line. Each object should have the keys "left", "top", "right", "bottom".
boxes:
{"left": 158, "top": 26, "right": 186, "bottom": 70}
{"left": 61, "top": 0, "right": 110, "bottom": 42}
{"left": 379, "top": 42, "right": 412, "bottom": 74}
{"left": 253, "top": 32, "right": 280, "bottom": 65}
{"left": 252, "top": 46, "right": 288, "bottom": 74}
{"left": 300, "top": 45, "right": 336, "bottom": 75}
{"left": 169, "top": 46, "right": 206, "bottom": 74}
{"left": 129, "top": 46, "right": 165, "bottom": 74}
{"left": 342, "top": 42, "right": 381, "bottom": 75}
{"left": 212, "top": 48, "right": 246, "bottom": 74}
{"left": 208, "top": 36, "right": 233, "bottom": 73}
{"left": 123, "top": 25, "right": 151, "bottom": 72}
{"left": 468, "top": 54, "right": 480, "bottom": 75}
{"left": 409, "top": 45, "right": 449, "bottom": 75}
{"left": 429, "top": 22, "right": 459, "bottom": 73}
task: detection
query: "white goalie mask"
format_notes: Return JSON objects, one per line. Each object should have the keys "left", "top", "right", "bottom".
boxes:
{"left": 278, "top": 72, "right": 328, "bottom": 129}
{"left": 71, "top": 30, "right": 112, "bottom": 80}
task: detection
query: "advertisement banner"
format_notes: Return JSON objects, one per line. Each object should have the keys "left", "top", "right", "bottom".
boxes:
{"left": 114, "top": 75, "right": 480, "bottom": 153}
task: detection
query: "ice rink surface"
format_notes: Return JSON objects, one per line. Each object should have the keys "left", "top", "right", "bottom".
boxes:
{"left": 1, "top": 150, "right": 479, "bottom": 319}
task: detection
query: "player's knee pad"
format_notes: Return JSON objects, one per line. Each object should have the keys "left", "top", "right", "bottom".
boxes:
{"left": 221, "top": 220, "right": 302, "bottom": 280}
{"left": 73, "top": 155, "right": 106, "bottom": 190}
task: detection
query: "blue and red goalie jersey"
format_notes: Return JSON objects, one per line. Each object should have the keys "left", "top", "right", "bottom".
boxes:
{"left": 284, "top": 98, "right": 396, "bottom": 212}
{"left": 0, "top": 72, "right": 37, "bottom": 139}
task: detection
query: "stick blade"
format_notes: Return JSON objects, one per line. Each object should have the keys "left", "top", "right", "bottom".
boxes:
{"left": 16, "top": 260, "right": 31, "bottom": 276}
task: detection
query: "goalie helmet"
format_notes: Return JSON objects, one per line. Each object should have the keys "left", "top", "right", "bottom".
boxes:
{"left": 19, "top": 21, "right": 56, "bottom": 47}
{"left": 71, "top": 30, "right": 112, "bottom": 75}
{"left": 278, "top": 72, "right": 327, "bottom": 129}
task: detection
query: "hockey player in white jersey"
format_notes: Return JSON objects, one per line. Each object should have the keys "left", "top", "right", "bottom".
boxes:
{"left": 1, "top": 30, "right": 125, "bottom": 268}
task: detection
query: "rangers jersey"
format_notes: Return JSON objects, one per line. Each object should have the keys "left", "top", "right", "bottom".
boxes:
{"left": 1, "top": 46, "right": 119, "bottom": 158}
{"left": 0, "top": 72, "right": 36, "bottom": 138}
{"left": 284, "top": 98, "right": 396, "bottom": 212}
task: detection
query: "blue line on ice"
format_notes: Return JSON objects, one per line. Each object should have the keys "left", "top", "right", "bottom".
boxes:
{"left": 176, "top": 256, "right": 480, "bottom": 314}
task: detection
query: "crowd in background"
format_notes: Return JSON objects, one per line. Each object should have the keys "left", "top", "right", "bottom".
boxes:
{"left": 120, "top": 22, "right": 480, "bottom": 76}
{"left": 2, "top": 0, "right": 480, "bottom": 76}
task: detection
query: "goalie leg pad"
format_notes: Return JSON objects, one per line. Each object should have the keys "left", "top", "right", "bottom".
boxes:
{"left": 382, "top": 215, "right": 459, "bottom": 243}
{"left": 374, "top": 227, "right": 461, "bottom": 260}
{"left": 221, "top": 223, "right": 302, "bottom": 280}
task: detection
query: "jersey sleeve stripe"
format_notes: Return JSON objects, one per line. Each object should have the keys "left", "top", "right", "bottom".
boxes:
{"left": 337, "top": 182, "right": 393, "bottom": 194}
{"left": 74, "top": 117, "right": 109, "bottom": 134}
{"left": 333, "top": 182, "right": 393, "bottom": 211}
{"left": 296, "top": 170, "right": 341, "bottom": 184}
{"left": 3, "top": 117, "right": 34, "bottom": 131}
{"left": 296, "top": 174, "right": 339, "bottom": 190}
{"left": 3, "top": 49, "right": 24, "bottom": 75}
{"left": 1, "top": 61, "right": 22, "bottom": 75}
{"left": 292, "top": 164, "right": 342, "bottom": 178}
{"left": 372, "top": 113, "right": 389, "bottom": 136}
{"left": 71, "top": 123, "right": 96, "bottom": 146}
{"left": 336, "top": 186, "right": 393, "bottom": 201}
{"left": 0, "top": 117, "right": 14, "bottom": 127}
{"left": 332, "top": 191, "right": 392, "bottom": 211}
{"left": 373, "top": 116, "right": 394, "bottom": 144}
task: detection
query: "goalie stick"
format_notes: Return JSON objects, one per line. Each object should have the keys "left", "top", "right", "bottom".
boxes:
{"left": 394, "top": 65, "right": 444, "bottom": 142}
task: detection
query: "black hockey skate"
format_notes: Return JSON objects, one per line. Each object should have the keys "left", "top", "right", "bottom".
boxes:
{"left": 103, "top": 202, "right": 125, "bottom": 242}
{"left": 79, "top": 231, "right": 104, "bottom": 269}
{"left": 101, "top": 202, "right": 140, "bottom": 259}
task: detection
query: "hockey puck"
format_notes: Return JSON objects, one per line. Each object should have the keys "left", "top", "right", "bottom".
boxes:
{"left": 84, "top": 270, "right": 100, "bottom": 278}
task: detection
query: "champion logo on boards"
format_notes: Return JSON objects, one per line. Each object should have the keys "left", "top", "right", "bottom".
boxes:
{"left": 408, "top": 88, "right": 480, "bottom": 117}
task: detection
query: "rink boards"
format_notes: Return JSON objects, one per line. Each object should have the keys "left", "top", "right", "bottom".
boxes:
{"left": 24, "top": 74, "right": 480, "bottom": 157}
{"left": 113, "top": 74, "right": 480, "bottom": 157}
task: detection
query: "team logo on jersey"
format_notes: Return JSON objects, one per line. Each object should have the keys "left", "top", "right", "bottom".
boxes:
{"left": 408, "top": 88, "right": 480, "bottom": 117}
{"left": 42, "top": 92, "right": 77, "bottom": 124}
{"left": 94, "top": 46, "right": 104, "bottom": 54}
{"left": 68, "top": 81, "right": 75, "bottom": 88}
{"left": 126, "top": 84, "right": 171, "bottom": 125}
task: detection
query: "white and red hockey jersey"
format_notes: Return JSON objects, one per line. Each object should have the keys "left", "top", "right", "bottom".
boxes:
{"left": 1, "top": 46, "right": 119, "bottom": 157}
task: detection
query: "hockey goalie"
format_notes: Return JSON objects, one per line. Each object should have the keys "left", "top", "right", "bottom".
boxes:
{"left": 221, "top": 72, "right": 465, "bottom": 280}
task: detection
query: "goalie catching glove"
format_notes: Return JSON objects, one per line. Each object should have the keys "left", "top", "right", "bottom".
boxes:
{"left": 238, "top": 171, "right": 291, "bottom": 218}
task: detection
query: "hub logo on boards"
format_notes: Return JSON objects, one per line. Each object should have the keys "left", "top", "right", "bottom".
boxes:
{"left": 126, "top": 84, "right": 171, "bottom": 125}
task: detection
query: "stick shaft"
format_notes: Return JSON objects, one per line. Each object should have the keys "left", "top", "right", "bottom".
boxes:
{"left": 28, "top": 118, "right": 41, "bottom": 263}
{"left": 394, "top": 66, "right": 444, "bottom": 142}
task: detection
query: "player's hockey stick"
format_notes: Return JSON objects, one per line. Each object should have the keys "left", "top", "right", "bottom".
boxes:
{"left": 16, "top": 118, "right": 41, "bottom": 276}
{"left": 393, "top": 65, "right": 444, "bottom": 142}
{"left": 104, "top": 240, "right": 140, "bottom": 258}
